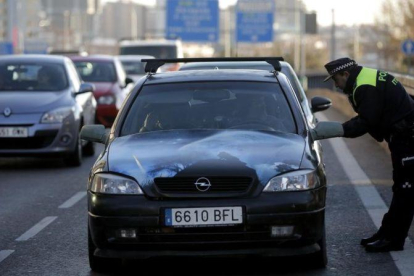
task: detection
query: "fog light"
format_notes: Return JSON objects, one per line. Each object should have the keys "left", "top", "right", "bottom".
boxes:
{"left": 60, "top": 134, "right": 72, "bottom": 145}
{"left": 118, "top": 229, "right": 136, "bottom": 239}
{"left": 271, "top": 226, "right": 294, "bottom": 238}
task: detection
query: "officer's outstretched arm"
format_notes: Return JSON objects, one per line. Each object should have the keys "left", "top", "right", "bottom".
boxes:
{"left": 343, "top": 116, "right": 369, "bottom": 138}
{"left": 311, "top": 121, "right": 344, "bottom": 140}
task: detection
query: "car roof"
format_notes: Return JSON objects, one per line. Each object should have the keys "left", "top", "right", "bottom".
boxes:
{"left": 70, "top": 55, "right": 116, "bottom": 62}
{"left": 117, "top": 55, "right": 155, "bottom": 61}
{"left": 0, "top": 54, "right": 67, "bottom": 64}
{"left": 144, "top": 69, "right": 281, "bottom": 85}
{"left": 119, "top": 40, "right": 181, "bottom": 47}
{"left": 179, "top": 61, "right": 291, "bottom": 71}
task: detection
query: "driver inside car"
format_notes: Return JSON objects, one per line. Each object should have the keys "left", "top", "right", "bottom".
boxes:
{"left": 230, "top": 95, "right": 286, "bottom": 131}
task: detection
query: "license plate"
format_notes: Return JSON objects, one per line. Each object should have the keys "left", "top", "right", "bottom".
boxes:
{"left": 0, "top": 127, "right": 28, "bottom": 138}
{"left": 165, "top": 207, "right": 243, "bottom": 227}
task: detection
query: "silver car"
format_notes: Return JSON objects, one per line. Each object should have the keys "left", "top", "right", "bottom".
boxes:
{"left": 0, "top": 55, "right": 96, "bottom": 166}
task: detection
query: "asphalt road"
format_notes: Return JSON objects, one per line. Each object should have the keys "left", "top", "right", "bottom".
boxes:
{"left": 0, "top": 106, "right": 413, "bottom": 276}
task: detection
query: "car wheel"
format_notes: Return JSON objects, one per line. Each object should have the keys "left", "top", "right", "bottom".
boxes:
{"left": 308, "top": 225, "right": 328, "bottom": 269}
{"left": 83, "top": 141, "right": 95, "bottom": 156}
{"left": 64, "top": 134, "right": 82, "bottom": 167}
{"left": 88, "top": 228, "right": 121, "bottom": 272}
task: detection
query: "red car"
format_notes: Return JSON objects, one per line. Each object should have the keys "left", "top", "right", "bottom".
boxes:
{"left": 71, "top": 56, "right": 134, "bottom": 127}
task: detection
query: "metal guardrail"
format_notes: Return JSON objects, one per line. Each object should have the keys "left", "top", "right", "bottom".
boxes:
{"left": 391, "top": 73, "right": 414, "bottom": 96}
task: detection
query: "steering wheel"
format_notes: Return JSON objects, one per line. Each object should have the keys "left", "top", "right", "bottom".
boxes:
{"left": 229, "top": 120, "right": 276, "bottom": 131}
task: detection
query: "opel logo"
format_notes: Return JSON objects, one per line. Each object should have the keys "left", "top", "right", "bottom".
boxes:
{"left": 3, "top": 107, "right": 11, "bottom": 117}
{"left": 194, "top": 177, "right": 212, "bottom": 192}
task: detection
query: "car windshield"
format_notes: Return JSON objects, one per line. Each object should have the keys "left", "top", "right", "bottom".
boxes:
{"left": 120, "top": 46, "right": 177, "bottom": 59}
{"left": 74, "top": 61, "right": 117, "bottom": 82}
{"left": 120, "top": 61, "right": 146, "bottom": 75}
{"left": 121, "top": 82, "right": 297, "bottom": 136}
{"left": 180, "top": 63, "right": 304, "bottom": 102}
{"left": 0, "top": 63, "right": 68, "bottom": 91}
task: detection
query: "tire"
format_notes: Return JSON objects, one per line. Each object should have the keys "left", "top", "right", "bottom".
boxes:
{"left": 88, "top": 228, "right": 121, "bottom": 272}
{"left": 308, "top": 225, "right": 328, "bottom": 269}
{"left": 64, "top": 134, "right": 82, "bottom": 167}
{"left": 83, "top": 141, "right": 95, "bottom": 157}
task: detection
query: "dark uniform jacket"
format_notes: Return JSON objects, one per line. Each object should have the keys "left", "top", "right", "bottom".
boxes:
{"left": 342, "top": 66, "right": 414, "bottom": 142}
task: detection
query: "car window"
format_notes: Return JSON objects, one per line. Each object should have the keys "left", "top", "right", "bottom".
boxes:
{"left": 73, "top": 61, "right": 117, "bottom": 83}
{"left": 120, "top": 46, "right": 177, "bottom": 58}
{"left": 121, "top": 61, "right": 146, "bottom": 75}
{"left": 121, "top": 82, "right": 297, "bottom": 136}
{"left": 281, "top": 65, "right": 304, "bottom": 102}
{"left": 0, "top": 63, "right": 68, "bottom": 91}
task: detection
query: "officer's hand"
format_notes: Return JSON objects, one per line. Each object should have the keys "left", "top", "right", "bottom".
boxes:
{"left": 310, "top": 121, "right": 344, "bottom": 140}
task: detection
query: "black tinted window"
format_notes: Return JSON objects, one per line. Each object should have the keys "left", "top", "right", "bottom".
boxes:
{"left": 120, "top": 46, "right": 177, "bottom": 59}
{"left": 121, "top": 82, "right": 296, "bottom": 136}
{"left": 120, "top": 61, "right": 146, "bottom": 75}
{"left": 74, "top": 61, "right": 117, "bottom": 82}
{"left": 0, "top": 63, "right": 68, "bottom": 91}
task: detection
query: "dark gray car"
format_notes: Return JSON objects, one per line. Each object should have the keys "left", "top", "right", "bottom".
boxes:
{"left": 0, "top": 55, "right": 96, "bottom": 166}
{"left": 81, "top": 58, "right": 344, "bottom": 272}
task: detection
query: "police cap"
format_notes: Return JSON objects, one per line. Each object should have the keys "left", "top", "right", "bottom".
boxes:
{"left": 323, "top": 57, "right": 358, "bottom": 82}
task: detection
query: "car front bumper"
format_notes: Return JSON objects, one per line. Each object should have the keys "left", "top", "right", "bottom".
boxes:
{"left": 0, "top": 122, "right": 79, "bottom": 157}
{"left": 88, "top": 186, "right": 326, "bottom": 259}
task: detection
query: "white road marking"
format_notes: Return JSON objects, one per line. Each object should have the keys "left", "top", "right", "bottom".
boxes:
{"left": 58, "top": 191, "right": 87, "bottom": 209}
{"left": 15, "top": 216, "right": 57, "bottom": 242}
{"left": 318, "top": 113, "right": 414, "bottom": 276}
{"left": 0, "top": 250, "right": 14, "bottom": 264}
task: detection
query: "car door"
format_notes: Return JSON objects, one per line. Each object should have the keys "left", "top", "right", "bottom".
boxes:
{"left": 66, "top": 60, "right": 96, "bottom": 126}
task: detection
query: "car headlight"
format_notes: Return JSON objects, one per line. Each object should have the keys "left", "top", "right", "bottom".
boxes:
{"left": 98, "top": 95, "right": 115, "bottom": 105}
{"left": 263, "top": 170, "right": 320, "bottom": 192}
{"left": 41, "top": 107, "right": 74, "bottom": 124}
{"left": 90, "top": 173, "right": 143, "bottom": 195}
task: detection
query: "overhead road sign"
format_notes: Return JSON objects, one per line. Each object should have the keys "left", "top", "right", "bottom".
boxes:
{"left": 166, "top": 0, "right": 219, "bottom": 43}
{"left": 236, "top": 0, "right": 274, "bottom": 43}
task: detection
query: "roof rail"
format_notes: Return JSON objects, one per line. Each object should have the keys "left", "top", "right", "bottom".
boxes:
{"left": 141, "top": 57, "right": 284, "bottom": 73}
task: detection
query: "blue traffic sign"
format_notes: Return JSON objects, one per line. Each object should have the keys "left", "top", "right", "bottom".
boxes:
{"left": 166, "top": 0, "right": 219, "bottom": 42}
{"left": 0, "top": 42, "right": 14, "bottom": 55}
{"left": 401, "top": 39, "right": 414, "bottom": 56}
{"left": 236, "top": 0, "right": 274, "bottom": 43}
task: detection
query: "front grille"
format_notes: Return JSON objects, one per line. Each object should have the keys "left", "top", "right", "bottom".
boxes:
{"left": 154, "top": 177, "right": 253, "bottom": 194}
{"left": 0, "top": 130, "right": 58, "bottom": 150}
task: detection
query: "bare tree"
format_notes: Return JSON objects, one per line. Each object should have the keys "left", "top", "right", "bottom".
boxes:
{"left": 376, "top": 0, "right": 414, "bottom": 72}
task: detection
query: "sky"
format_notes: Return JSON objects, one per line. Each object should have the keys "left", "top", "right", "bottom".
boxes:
{"left": 107, "top": 0, "right": 385, "bottom": 26}
{"left": 304, "top": 0, "right": 385, "bottom": 26}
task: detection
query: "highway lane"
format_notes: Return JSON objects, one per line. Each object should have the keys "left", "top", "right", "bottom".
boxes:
{"left": 0, "top": 106, "right": 412, "bottom": 275}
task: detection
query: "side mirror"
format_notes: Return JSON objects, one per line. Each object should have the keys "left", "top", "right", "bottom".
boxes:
{"left": 76, "top": 83, "right": 95, "bottom": 95}
{"left": 310, "top": 121, "right": 344, "bottom": 141}
{"left": 80, "top": 125, "right": 108, "bottom": 144}
{"left": 311, "top": 97, "right": 332, "bottom": 113}
{"left": 125, "top": 77, "right": 134, "bottom": 85}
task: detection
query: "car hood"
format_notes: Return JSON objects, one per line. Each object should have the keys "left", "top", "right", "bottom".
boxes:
{"left": 108, "top": 130, "right": 305, "bottom": 187}
{"left": 0, "top": 90, "right": 71, "bottom": 114}
{"left": 92, "top": 82, "right": 116, "bottom": 97}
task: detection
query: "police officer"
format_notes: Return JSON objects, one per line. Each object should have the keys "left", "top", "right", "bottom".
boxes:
{"left": 324, "top": 58, "right": 414, "bottom": 252}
